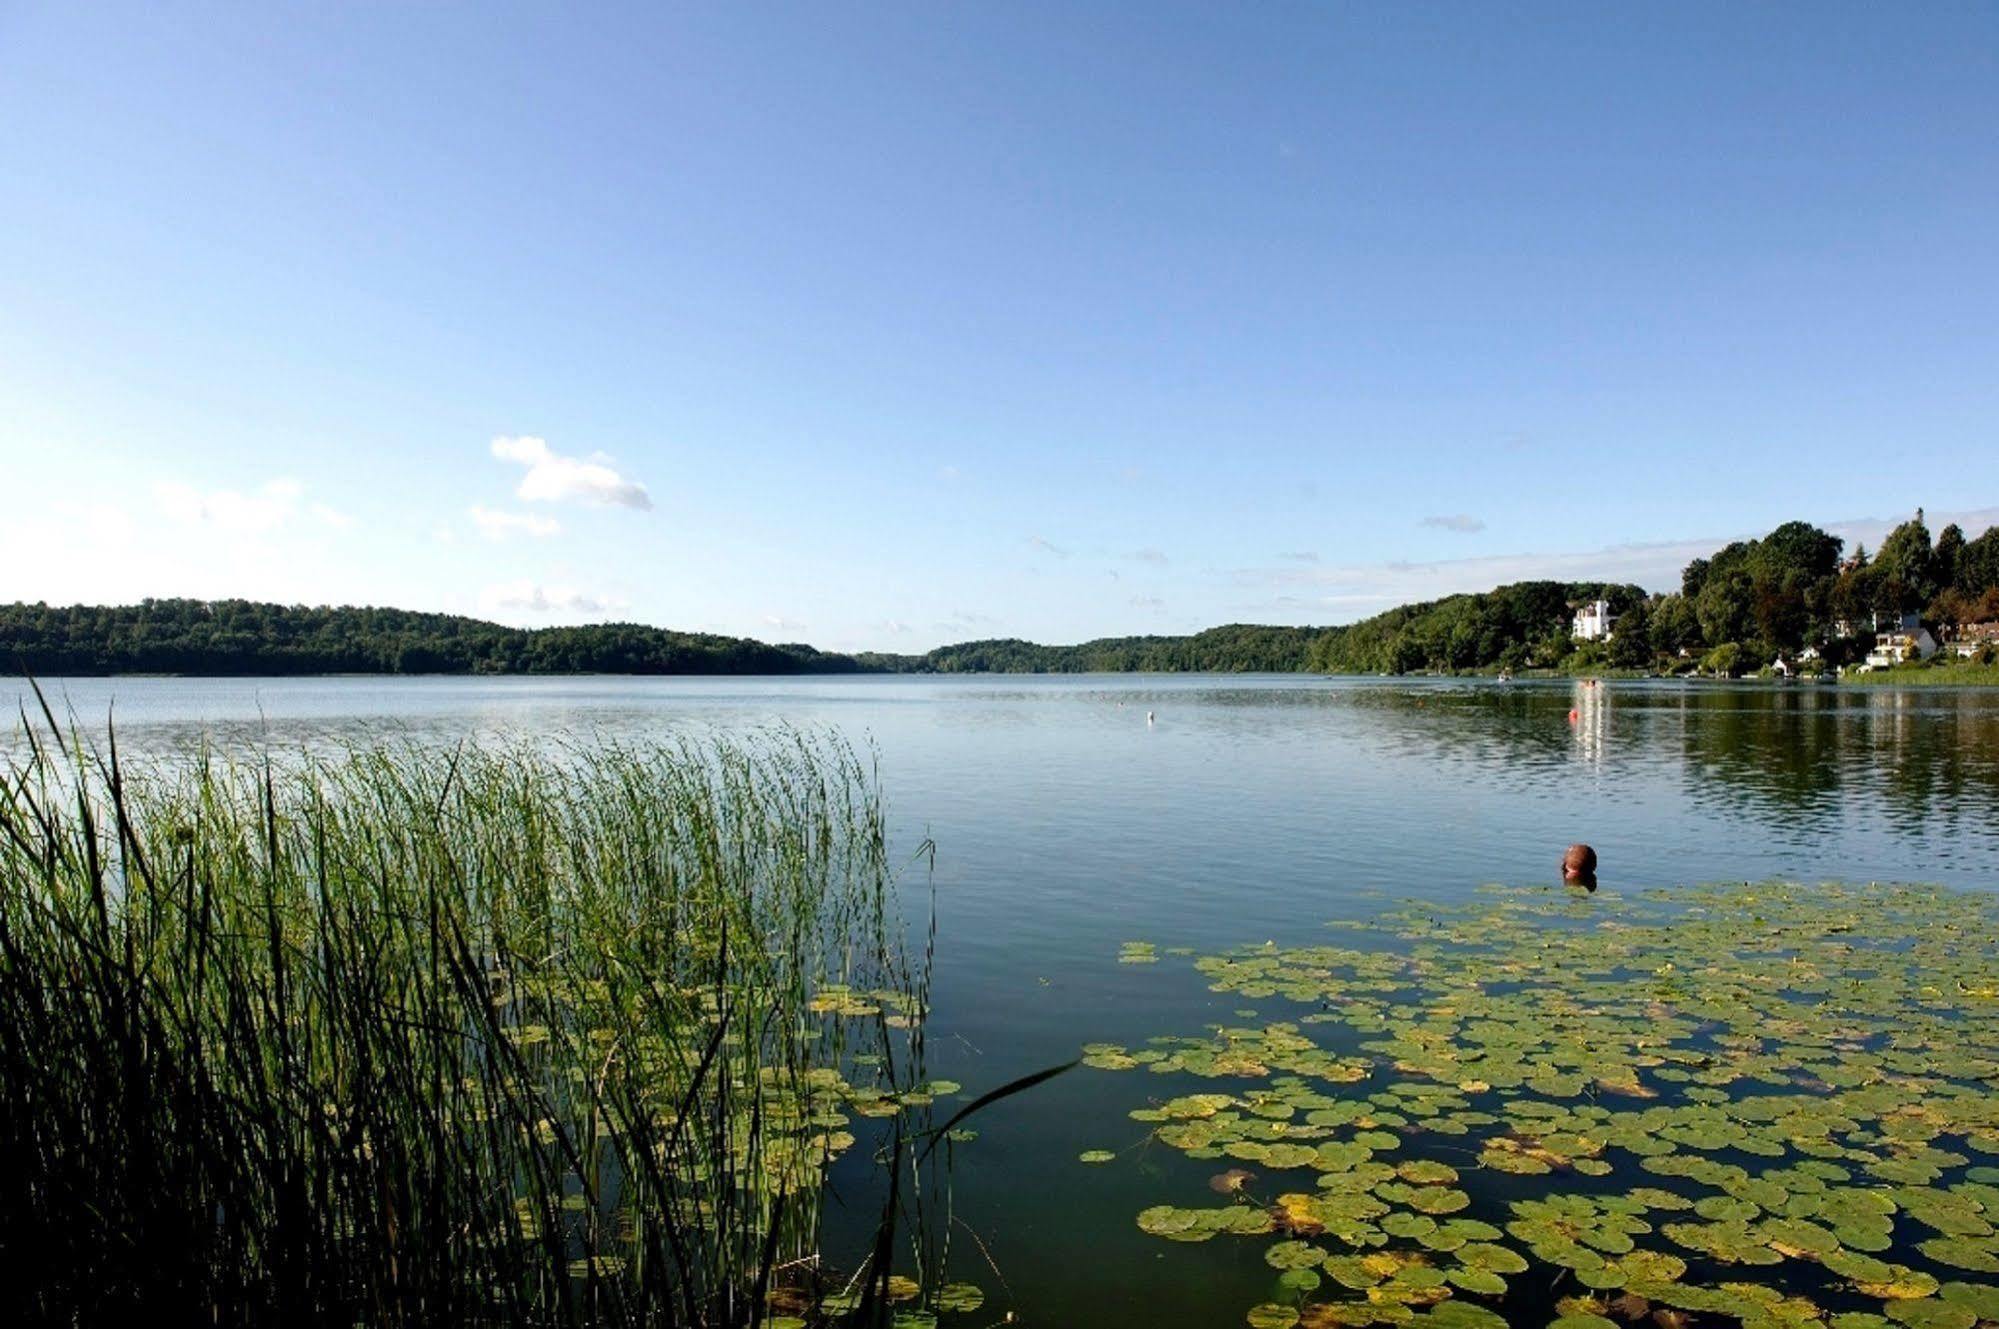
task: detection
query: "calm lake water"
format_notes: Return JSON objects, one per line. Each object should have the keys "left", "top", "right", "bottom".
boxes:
{"left": 9, "top": 673, "right": 1999, "bottom": 1323}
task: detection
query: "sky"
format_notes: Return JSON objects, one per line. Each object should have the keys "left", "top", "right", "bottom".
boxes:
{"left": 1, "top": 3, "right": 1995, "bottom": 652}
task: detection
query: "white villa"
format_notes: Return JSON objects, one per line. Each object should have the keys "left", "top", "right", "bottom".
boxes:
{"left": 1865, "top": 623, "right": 1939, "bottom": 669}
{"left": 1572, "top": 599, "right": 1617, "bottom": 642}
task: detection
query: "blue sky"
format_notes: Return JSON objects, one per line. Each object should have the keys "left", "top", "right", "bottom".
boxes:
{"left": 2, "top": 3, "right": 1995, "bottom": 651}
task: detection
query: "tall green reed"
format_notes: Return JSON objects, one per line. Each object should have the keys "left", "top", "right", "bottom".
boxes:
{"left": 0, "top": 709, "right": 930, "bottom": 1326}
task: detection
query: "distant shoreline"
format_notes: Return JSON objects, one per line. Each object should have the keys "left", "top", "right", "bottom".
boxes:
{"left": 12, "top": 666, "right": 1997, "bottom": 688}
{"left": 10, "top": 508, "right": 1998, "bottom": 681}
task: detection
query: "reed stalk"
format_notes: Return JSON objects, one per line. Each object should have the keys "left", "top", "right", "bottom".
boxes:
{"left": 0, "top": 714, "right": 927, "bottom": 1327}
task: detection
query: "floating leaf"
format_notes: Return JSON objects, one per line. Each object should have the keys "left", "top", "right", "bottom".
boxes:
{"left": 935, "top": 1282, "right": 984, "bottom": 1312}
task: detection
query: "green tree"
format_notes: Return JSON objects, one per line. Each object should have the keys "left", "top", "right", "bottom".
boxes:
{"left": 1651, "top": 594, "right": 1701, "bottom": 660}
{"left": 1609, "top": 600, "right": 1653, "bottom": 668}
{"left": 1960, "top": 528, "right": 1999, "bottom": 599}
{"left": 1935, "top": 523, "right": 1965, "bottom": 592}
{"left": 1701, "top": 641, "right": 1744, "bottom": 677}
{"left": 1871, "top": 514, "right": 1936, "bottom": 611}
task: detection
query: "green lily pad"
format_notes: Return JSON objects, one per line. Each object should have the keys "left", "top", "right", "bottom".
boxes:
{"left": 935, "top": 1282, "right": 984, "bottom": 1312}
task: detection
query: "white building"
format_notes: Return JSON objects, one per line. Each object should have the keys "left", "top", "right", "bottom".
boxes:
{"left": 1952, "top": 622, "right": 1999, "bottom": 659}
{"left": 1572, "top": 599, "right": 1617, "bottom": 642}
{"left": 1865, "top": 625, "right": 1939, "bottom": 669}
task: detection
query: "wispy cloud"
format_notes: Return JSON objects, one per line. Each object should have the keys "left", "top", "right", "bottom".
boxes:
{"left": 1026, "top": 535, "right": 1069, "bottom": 558}
{"left": 1129, "top": 595, "right": 1166, "bottom": 610}
{"left": 1128, "top": 548, "right": 1169, "bottom": 566}
{"left": 491, "top": 436, "right": 652, "bottom": 509}
{"left": 763, "top": 614, "right": 807, "bottom": 633}
{"left": 309, "top": 503, "right": 354, "bottom": 530}
{"left": 1420, "top": 513, "right": 1486, "bottom": 534}
{"left": 1825, "top": 507, "right": 1999, "bottom": 554}
{"left": 480, "top": 580, "right": 623, "bottom": 616}
{"left": 469, "top": 505, "right": 561, "bottom": 540}
{"left": 935, "top": 609, "right": 999, "bottom": 634}
{"left": 1233, "top": 539, "right": 1722, "bottom": 621}
{"left": 156, "top": 478, "right": 349, "bottom": 534}
{"left": 1280, "top": 551, "right": 1320, "bottom": 563}
{"left": 1231, "top": 507, "right": 1999, "bottom": 621}
{"left": 0, "top": 491, "right": 365, "bottom": 607}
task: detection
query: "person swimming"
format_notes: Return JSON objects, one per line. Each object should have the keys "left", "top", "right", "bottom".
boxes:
{"left": 1562, "top": 843, "right": 1598, "bottom": 891}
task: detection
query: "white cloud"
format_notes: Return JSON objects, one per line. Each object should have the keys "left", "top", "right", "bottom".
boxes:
{"left": 1239, "top": 540, "right": 1710, "bottom": 614}
{"left": 469, "top": 505, "right": 562, "bottom": 540}
{"left": 0, "top": 502, "right": 140, "bottom": 604}
{"left": 763, "top": 614, "right": 807, "bottom": 633}
{"left": 156, "top": 478, "right": 312, "bottom": 534}
{"left": 1230, "top": 505, "right": 1999, "bottom": 623}
{"left": 935, "top": 609, "right": 1000, "bottom": 632}
{"left": 491, "top": 435, "right": 652, "bottom": 509}
{"left": 1129, "top": 548, "right": 1169, "bottom": 566}
{"left": 479, "top": 580, "right": 624, "bottom": 617}
{"left": 309, "top": 503, "right": 354, "bottom": 530}
{"left": 0, "top": 476, "right": 368, "bottom": 607}
{"left": 1130, "top": 595, "right": 1166, "bottom": 610}
{"left": 1026, "top": 535, "right": 1069, "bottom": 558}
{"left": 1420, "top": 514, "right": 1486, "bottom": 534}
{"left": 1824, "top": 507, "right": 1999, "bottom": 555}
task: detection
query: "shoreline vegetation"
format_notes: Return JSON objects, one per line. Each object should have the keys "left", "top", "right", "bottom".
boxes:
{"left": 1841, "top": 659, "right": 1999, "bottom": 688}
{"left": 7, "top": 512, "right": 1999, "bottom": 682}
{"left": 0, "top": 718, "right": 994, "bottom": 1324}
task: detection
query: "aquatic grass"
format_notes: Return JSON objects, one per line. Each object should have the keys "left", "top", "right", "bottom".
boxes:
{"left": 1843, "top": 661, "right": 1999, "bottom": 687}
{"left": 0, "top": 712, "right": 931, "bottom": 1326}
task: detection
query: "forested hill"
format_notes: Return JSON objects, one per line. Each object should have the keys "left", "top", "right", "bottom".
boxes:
{"left": 922, "top": 625, "right": 1328, "bottom": 673}
{"left": 1304, "top": 582, "right": 1648, "bottom": 674}
{"left": 7, "top": 513, "right": 1997, "bottom": 677}
{"left": 0, "top": 601, "right": 887, "bottom": 676}
{"left": 0, "top": 602, "right": 1323, "bottom": 676}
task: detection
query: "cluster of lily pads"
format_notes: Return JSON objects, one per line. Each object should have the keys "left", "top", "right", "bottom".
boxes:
{"left": 1085, "top": 882, "right": 1999, "bottom": 1329}
{"left": 801, "top": 1275, "right": 985, "bottom": 1329}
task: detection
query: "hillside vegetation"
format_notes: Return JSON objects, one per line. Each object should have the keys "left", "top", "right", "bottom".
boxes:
{"left": 0, "top": 601, "right": 882, "bottom": 676}
{"left": 923, "top": 625, "right": 1328, "bottom": 673}
{"left": 6, "top": 512, "right": 1997, "bottom": 677}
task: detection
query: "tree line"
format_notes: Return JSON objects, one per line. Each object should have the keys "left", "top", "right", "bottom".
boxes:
{"left": 921, "top": 624, "right": 1328, "bottom": 673}
{"left": 0, "top": 601, "right": 883, "bottom": 676}
{"left": 1303, "top": 512, "right": 1999, "bottom": 677}
{"left": 5, "top": 513, "right": 1996, "bottom": 677}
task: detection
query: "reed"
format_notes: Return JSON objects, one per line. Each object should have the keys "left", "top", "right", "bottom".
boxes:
{"left": 0, "top": 709, "right": 930, "bottom": 1326}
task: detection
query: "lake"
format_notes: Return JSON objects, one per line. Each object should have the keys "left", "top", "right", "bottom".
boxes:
{"left": 10, "top": 673, "right": 1999, "bottom": 1326}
